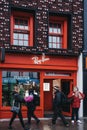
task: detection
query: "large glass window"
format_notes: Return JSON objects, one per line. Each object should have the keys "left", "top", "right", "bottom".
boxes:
{"left": 2, "top": 71, "right": 40, "bottom": 107}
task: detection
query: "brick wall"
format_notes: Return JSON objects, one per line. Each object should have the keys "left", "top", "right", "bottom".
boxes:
{"left": 0, "top": 0, "right": 84, "bottom": 56}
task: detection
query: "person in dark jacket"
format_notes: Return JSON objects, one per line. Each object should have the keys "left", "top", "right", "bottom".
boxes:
{"left": 8, "top": 85, "right": 28, "bottom": 130}
{"left": 24, "top": 87, "right": 40, "bottom": 125}
{"left": 52, "top": 86, "right": 69, "bottom": 127}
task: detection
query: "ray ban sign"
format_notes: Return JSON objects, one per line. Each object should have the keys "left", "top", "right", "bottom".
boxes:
{"left": 32, "top": 53, "right": 50, "bottom": 64}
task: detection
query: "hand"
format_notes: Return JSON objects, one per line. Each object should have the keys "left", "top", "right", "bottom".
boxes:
{"left": 72, "top": 93, "right": 74, "bottom": 95}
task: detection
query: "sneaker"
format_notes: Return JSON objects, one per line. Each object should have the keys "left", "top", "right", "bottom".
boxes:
{"left": 71, "top": 120, "right": 74, "bottom": 123}
{"left": 77, "top": 120, "right": 82, "bottom": 123}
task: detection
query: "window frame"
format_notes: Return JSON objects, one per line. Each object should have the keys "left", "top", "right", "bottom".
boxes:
{"left": 49, "top": 16, "right": 68, "bottom": 49}
{"left": 11, "top": 11, "right": 34, "bottom": 47}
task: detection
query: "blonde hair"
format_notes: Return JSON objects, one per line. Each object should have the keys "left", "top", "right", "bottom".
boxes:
{"left": 73, "top": 86, "right": 78, "bottom": 92}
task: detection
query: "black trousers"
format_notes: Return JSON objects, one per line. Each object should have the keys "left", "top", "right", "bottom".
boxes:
{"left": 9, "top": 110, "right": 25, "bottom": 128}
{"left": 71, "top": 107, "right": 79, "bottom": 121}
{"left": 27, "top": 107, "right": 38, "bottom": 124}
{"left": 52, "top": 107, "right": 68, "bottom": 125}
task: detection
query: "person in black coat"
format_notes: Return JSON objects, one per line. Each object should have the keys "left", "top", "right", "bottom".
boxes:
{"left": 52, "top": 86, "right": 69, "bottom": 127}
{"left": 8, "top": 85, "right": 28, "bottom": 130}
{"left": 24, "top": 88, "right": 40, "bottom": 125}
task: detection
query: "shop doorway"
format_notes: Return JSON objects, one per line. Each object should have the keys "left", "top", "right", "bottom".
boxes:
{"left": 44, "top": 79, "right": 53, "bottom": 117}
{"left": 61, "top": 79, "right": 73, "bottom": 116}
{"left": 44, "top": 79, "right": 73, "bottom": 117}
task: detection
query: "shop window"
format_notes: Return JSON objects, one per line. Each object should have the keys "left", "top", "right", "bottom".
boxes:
{"left": 49, "top": 16, "right": 67, "bottom": 49}
{"left": 2, "top": 71, "right": 40, "bottom": 107}
{"left": 11, "top": 11, "right": 34, "bottom": 46}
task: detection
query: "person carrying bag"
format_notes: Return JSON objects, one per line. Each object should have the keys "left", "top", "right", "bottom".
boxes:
{"left": 11, "top": 99, "right": 20, "bottom": 114}
{"left": 24, "top": 87, "right": 40, "bottom": 125}
{"left": 8, "top": 85, "right": 28, "bottom": 130}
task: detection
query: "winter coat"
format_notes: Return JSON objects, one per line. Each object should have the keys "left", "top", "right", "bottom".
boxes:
{"left": 12, "top": 91, "right": 24, "bottom": 109}
{"left": 67, "top": 91, "right": 85, "bottom": 108}
{"left": 26, "top": 90, "right": 39, "bottom": 111}
{"left": 53, "top": 90, "right": 67, "bottom": 110}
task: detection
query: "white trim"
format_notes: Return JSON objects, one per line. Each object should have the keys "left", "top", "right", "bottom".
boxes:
{"left": 77, "top": 53, "right": 83, "bottom": 117}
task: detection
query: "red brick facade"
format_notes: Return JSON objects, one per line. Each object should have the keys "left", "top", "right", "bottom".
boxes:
{"left": 0, "top": 0, "right": 84, "bottom": 118}
{"left": 0, "top": 0, "right": 83, "bottom": 56}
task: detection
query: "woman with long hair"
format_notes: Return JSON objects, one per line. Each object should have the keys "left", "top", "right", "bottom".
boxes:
{"left": 8, "top": 85, "right": 28, "bottom": 130}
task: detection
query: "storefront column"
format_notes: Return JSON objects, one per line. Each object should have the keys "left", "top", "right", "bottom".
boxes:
{"left": 77, "top": 53, "right": 83, "bottom": 117}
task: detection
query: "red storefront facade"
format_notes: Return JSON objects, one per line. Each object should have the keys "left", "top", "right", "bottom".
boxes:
{"left": 0, "top": 0, "right": 83, "bottom": 119}
{"left": 0, "top": 52, "right": 78, "bottom": 118}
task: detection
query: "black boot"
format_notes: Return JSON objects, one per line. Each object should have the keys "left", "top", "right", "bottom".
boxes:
{"left": 36, "top": 119, "right": 40, "bottom": 124}
{"left": 8, "top": 126, "right": 13, "bottom": 130}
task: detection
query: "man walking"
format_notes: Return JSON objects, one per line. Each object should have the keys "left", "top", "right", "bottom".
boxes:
{"left": 52, "top": 86, "right": 69, "bottom": 127}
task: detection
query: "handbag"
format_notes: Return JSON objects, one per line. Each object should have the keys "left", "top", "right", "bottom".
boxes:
{"left": 24, "top": 94, "right": 34, "bottom": 102}
{"left": 11, "top": 100, "right": 20, "bottom": 114}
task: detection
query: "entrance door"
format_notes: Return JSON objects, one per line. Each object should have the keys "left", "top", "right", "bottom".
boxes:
{"left": 61, "top": 79, "right": 73, "bottom": 116}
{"left": 44, "top": 79, "right": 73, "bottom": 117}
{"left": 44, "top": 79, "right": 53, "bottom": 111}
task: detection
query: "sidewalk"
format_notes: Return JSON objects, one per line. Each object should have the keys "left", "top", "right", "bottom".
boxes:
{"left": 0, "top": 117, "right": 87, "bottom": 130}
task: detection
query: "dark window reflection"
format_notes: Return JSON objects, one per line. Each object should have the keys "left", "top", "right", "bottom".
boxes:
{"left": 2, "top": 71, "right": 40, "bottom": 106}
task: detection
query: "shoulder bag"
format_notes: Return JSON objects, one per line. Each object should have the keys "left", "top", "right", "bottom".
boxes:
{"left": 11, "top": 100, "right": 20, "bottom": 114}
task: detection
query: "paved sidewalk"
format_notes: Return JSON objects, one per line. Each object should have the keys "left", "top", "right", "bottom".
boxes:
{"left": 0, "top": 118, "right": 87, "bottom": 130}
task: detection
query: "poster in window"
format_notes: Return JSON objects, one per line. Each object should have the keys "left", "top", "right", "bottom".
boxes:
{"left": 43, "top": 83, "right": 50, "bottom": 91}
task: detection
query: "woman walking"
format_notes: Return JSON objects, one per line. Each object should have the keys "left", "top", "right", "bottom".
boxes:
{"left": 8, "top": 85, "right": 28, "bottom": 130}
{"left": 24, "top": 85, "right": 40, "bottom": 126}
